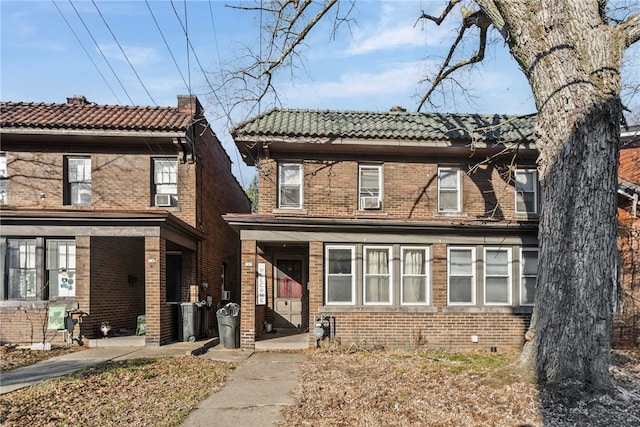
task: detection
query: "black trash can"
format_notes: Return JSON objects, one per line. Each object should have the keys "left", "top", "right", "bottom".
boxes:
{"left": 216, "top": 303, "right": 240, "bottom": 348}
{"left": 179, "top": 302, "right": 202, "bottom": 342}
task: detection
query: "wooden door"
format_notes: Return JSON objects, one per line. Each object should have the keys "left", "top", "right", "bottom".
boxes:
{"left": 273, "top": 259, "right": 303, "bottom": 329}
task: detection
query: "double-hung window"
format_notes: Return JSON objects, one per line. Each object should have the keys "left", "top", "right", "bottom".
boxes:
{"left": 47, "top": 240, "right": 76, "bottom": 298}
{"left": 401, "top": 247, "right": 429, "bottom": 305}
{"left": 448, "top": 247, "right": 475, "bottom": 305}
{"left": 153, "top": 158, "right": 178, "bottom": 206}
{"left": 66, "top": 157, "right": 91, "bottom": 206}
{"left": 484, "top": 248, "right": 511, "bottom": 305}
{"left": 325, "top": 246, "right": 355, "bottom": 304}
{"left": 520, "top": 248, "right": 538, "bottom": 305}
{"left": 363, "top": 246, "right": 392, "bottom": 304}
{"left": 515, "top": 169, "right": 538, "bottom": 214}
{"left": 3, "top": 238, "right": 77, "bottom": 300}
{"left": 278, "top": 163, "right": 303, "bottom": 209}
{"left": 7, "top": 239, "right": 37, "bottom": 299}
{"left": 438, "top": 167, "right": 461, "bottom": 212}
{"left": 359, "top": 165, "right": 382, "bottom": 210}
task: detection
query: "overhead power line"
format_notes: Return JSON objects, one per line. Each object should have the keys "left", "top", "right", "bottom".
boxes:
{"left": 91, "top": 0, "right": 157, "bottom": 106}
{"left": 67, "top": 0, "right": 135, "bottom": 106}
{"left": 52, "top": 0, "right": 121, "bottom": 104}
{"left": 145, "top": 0, "right": 190, "bottom": 93}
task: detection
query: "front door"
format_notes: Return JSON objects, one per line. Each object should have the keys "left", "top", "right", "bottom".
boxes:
{"left": 274, "top": 259, "right": 303, "bottom": 329}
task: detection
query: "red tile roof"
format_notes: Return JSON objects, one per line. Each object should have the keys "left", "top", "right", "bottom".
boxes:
{"left": 1, "top": 98, "right": 193, "bottom": 132}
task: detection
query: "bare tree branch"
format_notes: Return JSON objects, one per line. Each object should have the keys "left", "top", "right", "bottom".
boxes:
{"left": 416, "top": 0, "right": 462, "bottom": 26}
{"left": 620, "top": 13, "right": 640, "bottom": 47}
{"left": 417, "top": 7, "right": 492, "bottom": 111}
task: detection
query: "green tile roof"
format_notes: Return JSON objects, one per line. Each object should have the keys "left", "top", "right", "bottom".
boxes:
{"left": 232, "top": 108, "right": 537, "bottom": 143}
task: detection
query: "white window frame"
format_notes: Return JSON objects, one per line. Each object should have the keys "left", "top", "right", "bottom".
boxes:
{"left": 7, "top": 239, "right": 37, "bottom": 299}
{"left": 520, "top": 248, "right": 538, "bottom": 306}
{"left": 0, "top": 154, "right": 7, "bottom": 205}
{"left": 400, "top": 246, "right": 430, "bottom": 305}
{"left": 514, "top": 169, "right": 538, "bottom": 214}
{"left": 278, "top": 163, "right": 303, "bottom": 209}
{"left": 359, "top": 164, "right": 382, "bottom": 210}
{"left": 153, "top": 158, "right": 178, "bottom": 206}
{"left": 67, "top": 157, "right": 92, "bottom": 206}
{"left": 447, "top": 247, "right": 476, "bottom": 305}
{"left": 325, "top": 245, "right": 355, "bottom": 305}
{"left": 438, "top": 167, "right": 461, "bottom": 213}
{"left": 47, "top": 240, "right": 76, "bottom": 298}
{"left": 483, "top": 248, "right": 512, "bottom": 305}
{"left": 363, "top": 246, "right": 393, "bottom": 305}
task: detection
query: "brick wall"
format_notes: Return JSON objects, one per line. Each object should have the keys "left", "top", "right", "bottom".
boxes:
{"left": 614, "top": 215, "right": 640, "bottom": 347}
{"left": 257, "top": 158, "right": 535, "bottom": 221}
{"left": 191, "top": 125, "right": 250, "bottom": 336}
{"left": 307, "top": 241, "right": 532, "bottom": 350}
{"left": 85, "top": 237, "right": 145, "bottom": 339}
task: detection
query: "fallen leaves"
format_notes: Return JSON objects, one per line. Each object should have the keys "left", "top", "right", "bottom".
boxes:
{"left": 0, "top": 344, "right": 81, "bottom": 372}
{"left": 0, "top": 356, "right": 236, "bottom": 427}
{"left": 278, "top": 349, "right": 640, "bottom": 427}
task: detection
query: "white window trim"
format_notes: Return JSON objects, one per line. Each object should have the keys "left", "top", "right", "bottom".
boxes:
{"left": 514, "top": 169, "right": 538, "bottom": 215}
{"left": 520, "top": 248, "right": 538, "bottom": 306}
{"left": 67, "top": 157, "right": 92, "bottom": 206}
{"left": 278, "top": 163, "right": 303, "bottom": 209}
{"left": 483, "top": 247, "right": 512, "bottom": 306}
{"left": 358, "top": 164, "right": 383, "bottom": 210}
{"left": 447, "top": 247, "right": 476, "bottom": 305}
{"left": 325, "top": 245, "right": 355, "bottom": 305}
{"left": 400, "top": 246, "right": 430, "bottom": 306}
{"left": 438, "top": 167, "right": 461, "bottom": 213}
{"left": 363, "top": 246, "right": 393, "bottom": 305}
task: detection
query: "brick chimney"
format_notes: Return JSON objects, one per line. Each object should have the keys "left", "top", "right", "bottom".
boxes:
{"left": 177, "top": 95, "right": 203, "bottom": 116}
{"left": 66, "top": 95, "right": 89, "bottom": 106}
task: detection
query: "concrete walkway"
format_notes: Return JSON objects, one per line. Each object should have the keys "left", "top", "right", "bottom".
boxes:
{"left": 181, "top": 351, "right": 306, "bottom": 427}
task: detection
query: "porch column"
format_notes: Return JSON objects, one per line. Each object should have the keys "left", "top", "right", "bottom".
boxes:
{"left": 144, "top": 236, "right": 163, "bottom": 347}
{"left": 308, "top": 241, "right": 324, "bottom": 347}
{"left": 240, "top": 239, "right": 257, "bottom": 349}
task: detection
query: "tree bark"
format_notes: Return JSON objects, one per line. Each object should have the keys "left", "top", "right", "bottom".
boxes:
{"left": 477, "top": 0, "right": 626, "bottom": 389}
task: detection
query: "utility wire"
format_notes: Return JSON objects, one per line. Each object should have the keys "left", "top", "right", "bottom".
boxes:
{"left": 145, "top": 0, "right": 190, "bottom": 92}
{"left": 208, "top": 0, "right": 245, "bottom": 186}
{"left": 67, "top": 0, "right": 135, "bottom": 105}
{"left": 91, "top": 0, "right": 157, "bottom": 106}
{"left": 183, "top": 0, "right": 191, "bottom": 95}
{"left": 52, "top": 0, "right": 122, "bottom": 104}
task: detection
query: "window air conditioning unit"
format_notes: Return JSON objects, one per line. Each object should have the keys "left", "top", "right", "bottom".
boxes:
{"left": 221, "top": 290, "right": 230, "bottom": 301}
{"left": 361, "top": 196, "right": 381, "bottom": 210}
{"left": 155, "top": 194, "right": 172, "bottom": 207}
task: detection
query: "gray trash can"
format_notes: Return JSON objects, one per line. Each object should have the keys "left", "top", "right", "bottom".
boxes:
{"left": 216, "top": 303, "right": 240, "bottom": 348}
{"left": 179, "top": 302, "right": 202, "bottom": 342}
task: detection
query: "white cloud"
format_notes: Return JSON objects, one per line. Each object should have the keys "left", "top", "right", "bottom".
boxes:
{"left": 279, "top": 61, "right": 432, "bottom": 109}
{"left": 97, "top": 43, "right": 159, "bottom": 66}
{"left": 343, "top": 3, "right": 457, "bottom": 56}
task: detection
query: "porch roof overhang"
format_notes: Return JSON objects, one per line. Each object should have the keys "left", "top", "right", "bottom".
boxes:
{"left": 223, "top": 214, "right": 538, "bottom": 243}
{"left": 0, "top": 209, "right": 204, "bottom": 250}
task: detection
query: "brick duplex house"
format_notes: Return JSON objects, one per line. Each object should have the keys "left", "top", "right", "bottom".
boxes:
{"left": 225, "top": 109, "right": 542, "bottom": 350}
{"left": 0, "top": 95, "right": 250, "bottom": 346}
{"left": 616, "top": 126, "right": 640, "bottom": 347}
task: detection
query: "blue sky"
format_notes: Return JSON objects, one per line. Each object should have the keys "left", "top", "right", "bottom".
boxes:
{"left": 2, "top": 1, "right": 637, "bottom": 186}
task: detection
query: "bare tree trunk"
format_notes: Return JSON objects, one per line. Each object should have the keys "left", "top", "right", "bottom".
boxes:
{"left": 482, "top": 0, "right": 626, "bottom": 389}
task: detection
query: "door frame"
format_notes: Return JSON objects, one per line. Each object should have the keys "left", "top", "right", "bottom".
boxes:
{"left": 272, "top": 254, "right": 308, "bottom": 330}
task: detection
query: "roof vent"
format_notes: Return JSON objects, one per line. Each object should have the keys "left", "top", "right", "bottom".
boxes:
{"left": 390, "top": 105, "right": 406, "bottom": 112}
{"left": 66, "top": 95, "right": 89, "bottom": 106}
